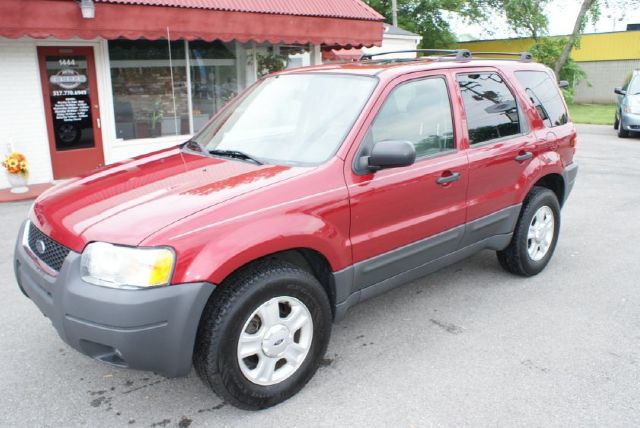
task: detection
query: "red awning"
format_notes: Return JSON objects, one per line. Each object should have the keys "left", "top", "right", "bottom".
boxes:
{"left": 0, "top": 0, "right": 383, "bottom": 48}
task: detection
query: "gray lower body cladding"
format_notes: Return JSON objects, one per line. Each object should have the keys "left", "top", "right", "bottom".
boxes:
{"left": 333, "top": 204, "right": 522, "bottom": 321}
{"left": 14, "top": 221, "right": 214, "bottom": 377}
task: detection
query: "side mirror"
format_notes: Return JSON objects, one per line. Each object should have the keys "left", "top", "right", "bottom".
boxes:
{"left": 614, "top": 87, "right": 626, "bottom": 95}
{"left": 558, "top": 80, "right": 569, "bottom": 89}
{"left": 367, "top": 140, "right": 416, "bottom": 172}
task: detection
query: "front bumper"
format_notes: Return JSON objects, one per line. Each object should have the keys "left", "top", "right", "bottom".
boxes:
{"left": 14, "top": 221, "right": 214, "bottom": 377}
{"left": 620, "top": 111, "right": 640, "bottom": 131}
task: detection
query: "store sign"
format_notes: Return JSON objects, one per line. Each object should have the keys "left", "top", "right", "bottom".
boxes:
{"left": 46, "top": 56, "right": 95, "bottom": 150}
{"left": 53, "top": 97, "right": 90, "bottom": 123}
{"left": 50, "top": 69, "right": 88, "bottom": 90}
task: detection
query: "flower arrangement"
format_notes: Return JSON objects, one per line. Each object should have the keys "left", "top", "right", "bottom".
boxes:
{"left": 2, "top": 151, "right": 29, "bottom": 179}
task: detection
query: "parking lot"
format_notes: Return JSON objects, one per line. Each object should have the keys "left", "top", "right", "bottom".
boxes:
{"left": 1, "top": 124, "right": 639, "bottom": 427}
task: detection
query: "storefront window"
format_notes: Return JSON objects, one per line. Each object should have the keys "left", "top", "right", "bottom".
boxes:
{"left": 280, "top": 45, "right": 311, "bottom": 70}
{"left": 108, "top": 40, "right": 189, "bottom": 140}
{"left": 188, "top": 41, "right": 237, "bottom": 132}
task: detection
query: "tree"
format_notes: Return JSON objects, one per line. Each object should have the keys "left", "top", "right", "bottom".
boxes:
{"left": 364, "top": 0, "right": 549, "bottom": 49}
{"left": 553, "top": 0, "right": 597, "bottom": 76}
{"left": 364, "top": 0, "right": 497, "bottom": 48}
{"left": 500, "top": 0, "right": 550, "bottom": 41}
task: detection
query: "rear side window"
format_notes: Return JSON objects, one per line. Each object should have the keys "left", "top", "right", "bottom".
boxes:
{"left": 368, "top": 77, "right": 454, "bottom": 158}
{"left": 457, "top": 73, "right": 521, "bottom": 145}
{"left": 515, "top": 71, "right": 568, "bottom": 127}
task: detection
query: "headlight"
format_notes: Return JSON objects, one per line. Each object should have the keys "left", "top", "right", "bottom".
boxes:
{"left": 624, "top": 100, "right": 640, "bottom": 114}
{"left": 81, "top": 242, "right": 175, "bottom": 289}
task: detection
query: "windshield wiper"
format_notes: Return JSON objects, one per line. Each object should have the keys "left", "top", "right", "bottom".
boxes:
{"left": 208, "top": 149, "right": 264, "bottom": 165}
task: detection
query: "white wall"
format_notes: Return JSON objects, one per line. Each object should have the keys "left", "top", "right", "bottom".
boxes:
{"left": 0, "top": 38, "right": 53, "bottom": 188}
{"left": 361, "top": 36, "right": 421, "bottom": 59}
{"left": 574, "top": 60, "right": 640, "bottom": 104}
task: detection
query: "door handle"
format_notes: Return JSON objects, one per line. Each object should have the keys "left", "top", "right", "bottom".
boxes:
{"left": 515, "top": 151, "right": 533, "bottom": 162}
{"left": 436, "top": 171, "right": 460, "bottom": 185}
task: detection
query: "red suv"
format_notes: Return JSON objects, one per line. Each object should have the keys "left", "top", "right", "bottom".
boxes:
{"left": 15, "top": 50, "right": 578, "bottom": 410}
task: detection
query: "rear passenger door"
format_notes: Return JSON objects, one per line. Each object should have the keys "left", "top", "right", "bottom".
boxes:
{"left": 345, "top": 73, "right": 468, "bottom": 290}
{"left": 455, "top": 69, "right": 537, "bottom": 244}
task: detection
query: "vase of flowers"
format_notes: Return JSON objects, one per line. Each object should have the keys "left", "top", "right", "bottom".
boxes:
{"left": 2, "top": 151, "right": 29, "bottom": 194}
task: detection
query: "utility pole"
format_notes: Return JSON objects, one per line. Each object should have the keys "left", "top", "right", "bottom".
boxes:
{"left": 391, "top": 0, "right": 398, "bottom": 27}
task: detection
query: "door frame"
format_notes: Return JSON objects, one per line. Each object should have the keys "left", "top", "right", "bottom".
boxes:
{"left": 36, "top": 45, "right": 105, "bottom": 179}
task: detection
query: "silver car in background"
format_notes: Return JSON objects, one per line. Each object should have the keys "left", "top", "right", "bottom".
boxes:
{"left": 615, "top": 70, "right": 640, "bottom": 138}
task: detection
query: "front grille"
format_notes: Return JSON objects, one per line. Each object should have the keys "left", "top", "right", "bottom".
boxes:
{"left": 27, "top": 223, "right": 71, "bottom": 272}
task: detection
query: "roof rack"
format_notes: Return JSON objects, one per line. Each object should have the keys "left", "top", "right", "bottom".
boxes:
{"left": 470, "top": 51, "right": 533, "bottom": 61}
{"left": 359, "top": 49, "right": 533, "bottom": 62}
{"left": 360, "top": 49, "right": 471, "bottom": 61}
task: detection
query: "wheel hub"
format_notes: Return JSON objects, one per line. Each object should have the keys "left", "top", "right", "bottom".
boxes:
{"left": 262, "top": 325, "right": 291, "bottom": 357}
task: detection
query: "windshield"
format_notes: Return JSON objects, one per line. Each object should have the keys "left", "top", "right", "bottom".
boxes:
{"left": 192, "top": 73, "right": 377, "bottom": 165}
{"left": 628, "top": 76, "right": 640, "bottom": 95}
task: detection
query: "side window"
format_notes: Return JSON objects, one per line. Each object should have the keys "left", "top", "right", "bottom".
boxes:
{"left": 515, "top": 71, "right": 568, "bottom": 127}
{"left": 457, "top": 73, "right": 521, "bottom": 145}
{"left": 369, "top": 77, "right": 454, "bottom": 158}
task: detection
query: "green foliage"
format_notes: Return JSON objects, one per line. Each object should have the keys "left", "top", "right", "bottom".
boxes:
{"left": 529, "top": 38, "right": 587, "bottom": 101}
{"left": 364, "top": 0, "right": 495, "bottom": 48}
{"left": 500, "top": 0, "right": 549, "bottom": 40}
{"left": 365, "top": 0, "right": 549, "bottom": 48}
{"left": 254, "top": 53, "right": 287, "bottom": 77}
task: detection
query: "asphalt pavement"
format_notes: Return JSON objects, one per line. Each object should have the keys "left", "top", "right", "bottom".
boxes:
{"left": 1, "top": 124, "right": 639, "bottom": 427}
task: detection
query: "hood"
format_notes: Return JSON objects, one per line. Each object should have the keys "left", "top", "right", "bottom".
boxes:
{"left": 31, "top": 147, "right": 306, "bottom": 252}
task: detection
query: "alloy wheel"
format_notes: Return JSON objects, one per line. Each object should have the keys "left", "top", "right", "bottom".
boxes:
{"left": 237, "top": 296, "right": 313, "bottom": 386}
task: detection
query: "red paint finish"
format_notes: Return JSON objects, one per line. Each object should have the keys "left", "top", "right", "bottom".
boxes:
{"left": 30, "top": 58, "right": 575, "bottom": 286}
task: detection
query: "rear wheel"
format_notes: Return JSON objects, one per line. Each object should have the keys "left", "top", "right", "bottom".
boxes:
{"left": 497, "top": 187, "right": 560, "bottom": 276}
{"left": 193, "top": 259, "right": 332, "bottom": 410}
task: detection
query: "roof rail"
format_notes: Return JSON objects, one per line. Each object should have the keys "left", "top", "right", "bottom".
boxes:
{"left": 358, "top": 49, "right": 533, "bottom": 62}
{"left": 360, "top": 49, "right": 471, "bottom": 61}
{"left": 468, "top": 51, "right": 533, "bottom": 61}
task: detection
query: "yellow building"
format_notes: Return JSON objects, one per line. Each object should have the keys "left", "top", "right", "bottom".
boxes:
{"left": 459, "top": 30, "right": 640, "bottom": 104}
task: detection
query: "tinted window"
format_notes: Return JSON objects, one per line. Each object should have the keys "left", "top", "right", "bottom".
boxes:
{"left": 515, "top": 71, "right": 568, "bottom": 127}
{"left": 457, "top": 73, "right": 521, "bottom": 145}
{"left": 368, "top": 77, "right": 454, "bottom": 158}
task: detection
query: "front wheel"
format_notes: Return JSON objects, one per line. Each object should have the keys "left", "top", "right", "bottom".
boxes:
{"left": 618, "top": 126, "right": 630, "bottom": 138}
{"left": 497, "top": 187, "right": 561, "bottom": 276}
{"left": 193, "top": 260, "right": 332, "bottom": 410}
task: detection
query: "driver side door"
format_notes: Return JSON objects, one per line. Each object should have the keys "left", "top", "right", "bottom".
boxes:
{"left": 345, "top": 73, "right": 469, "bottom": 291}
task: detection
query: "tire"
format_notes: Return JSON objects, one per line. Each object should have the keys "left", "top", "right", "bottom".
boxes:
{"left": 193, "top": 259, "right": 332, "bottom": 410}
{"left": 497, "top": 187, "right": 561, "bottom": 277}
{"left": 618, "top": 118, "right": 630, "bottom": 138}
{"left": 614, "top": 115, "right": 619, "bottom": 130}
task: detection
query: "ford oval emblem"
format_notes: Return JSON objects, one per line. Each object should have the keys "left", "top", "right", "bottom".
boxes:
{"left": 35, "top": 239, "right": 46, "bottom": 255}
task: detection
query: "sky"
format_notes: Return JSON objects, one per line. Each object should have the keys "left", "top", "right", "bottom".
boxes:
{"left": 451, "top": 0, "right": 640, "bottom": 41}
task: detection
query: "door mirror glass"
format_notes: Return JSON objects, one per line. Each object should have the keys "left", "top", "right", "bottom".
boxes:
{"left": 614, "top": 87, "right": 626, "bottom": 95}
{"left": 368, "top": 140, "right": 416, "bottom": 171}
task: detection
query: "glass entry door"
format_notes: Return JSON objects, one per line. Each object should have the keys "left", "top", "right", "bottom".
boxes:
{"left": 37, "top": 46, "right": 104, "bottom": 179}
